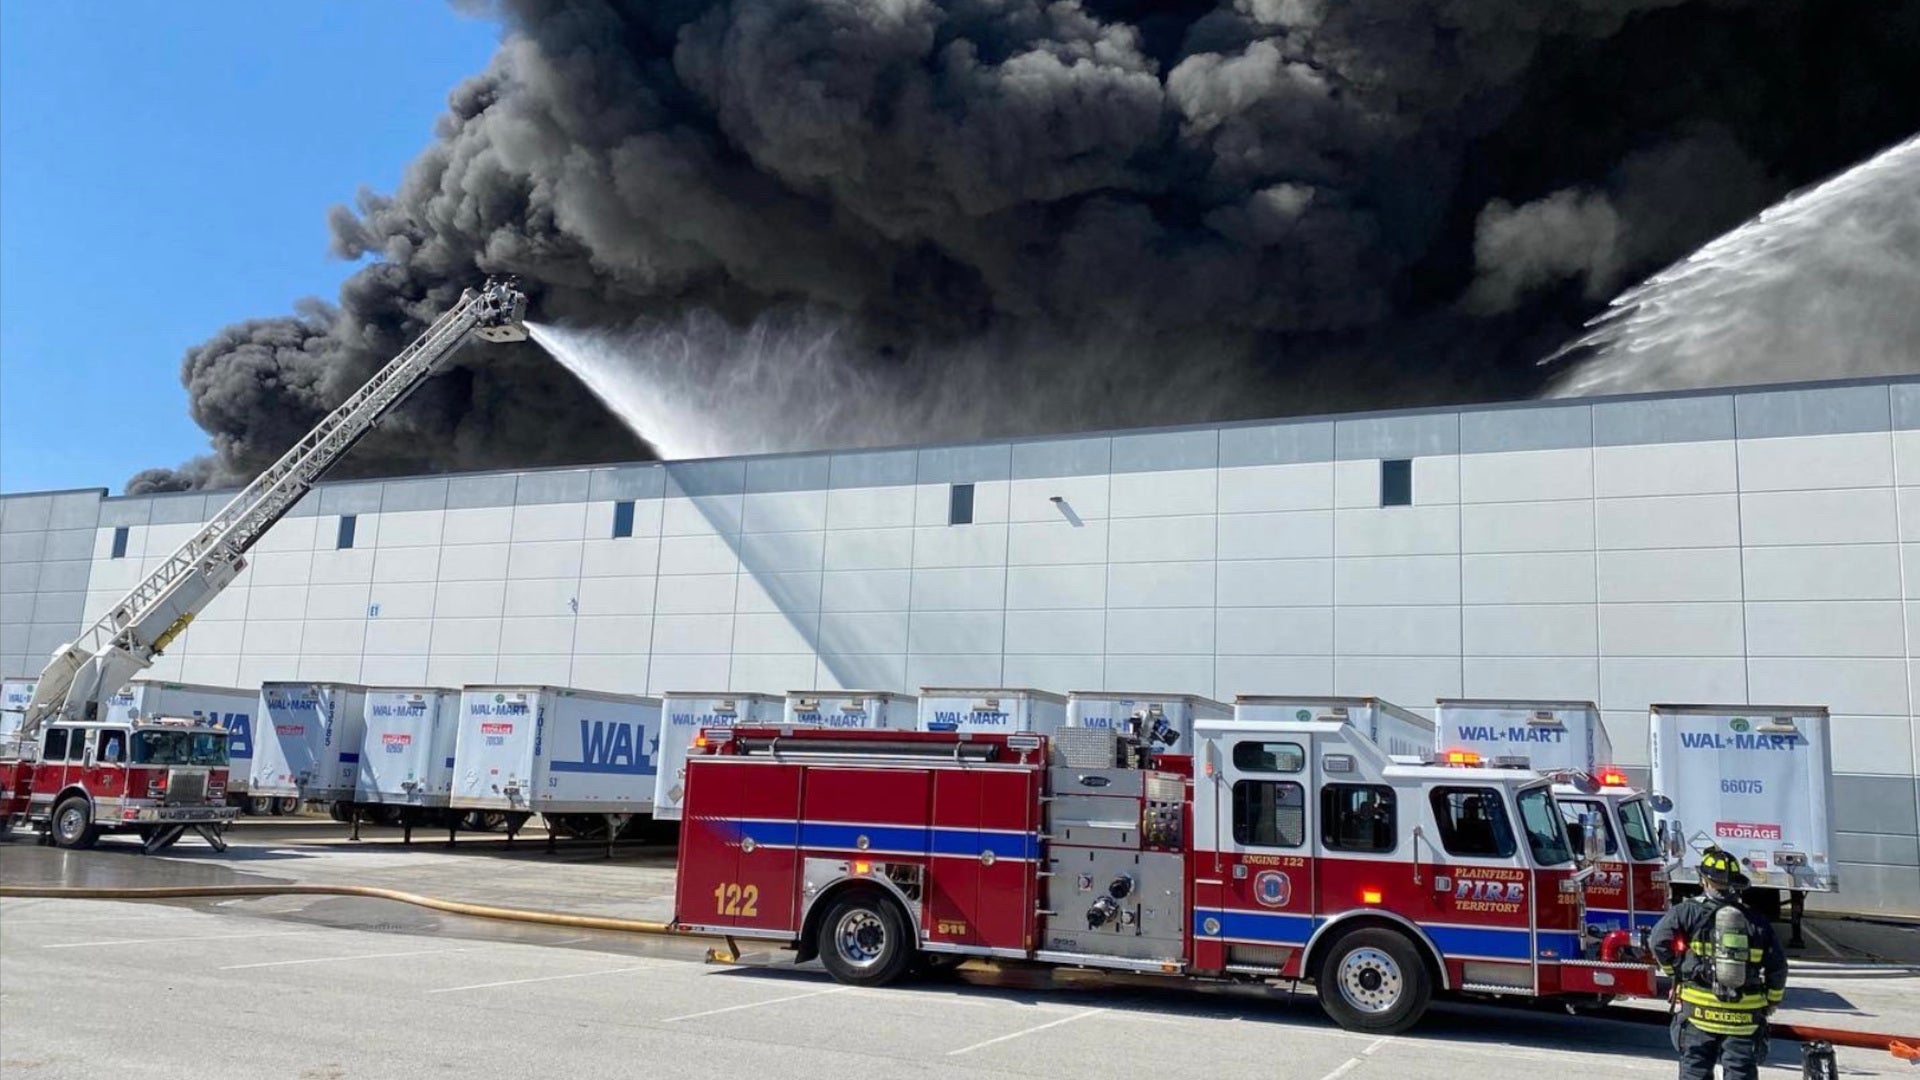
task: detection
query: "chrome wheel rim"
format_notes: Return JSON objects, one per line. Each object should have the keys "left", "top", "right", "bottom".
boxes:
{"left": 1336, "top": 947, "right": 1403, "bottom": 1014}
{"left": 55, "top": 805, "right": 87, "bottom": 843}
{"left": 833, "top": 909, "right": 887, "bottom": 969}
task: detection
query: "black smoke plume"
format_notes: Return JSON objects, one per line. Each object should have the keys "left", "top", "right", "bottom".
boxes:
{"left": 141, "top": 0, "right": 1920, "bottom": 491}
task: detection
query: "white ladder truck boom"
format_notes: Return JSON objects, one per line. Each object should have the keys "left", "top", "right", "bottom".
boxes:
{"left": 12, "top": 278, "right": 529, "bottom": 749}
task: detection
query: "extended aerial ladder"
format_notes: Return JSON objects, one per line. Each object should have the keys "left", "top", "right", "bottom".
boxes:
{"left": 8, "top": 278, "right": 529, "bottom": 752}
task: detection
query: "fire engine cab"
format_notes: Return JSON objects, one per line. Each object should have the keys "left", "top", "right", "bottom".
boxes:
{"left": 672, "top": 710, "right": 1660, "bottom": 1033}
{"left": 1434, "top": 699, "right": 1675, "bottom": 946}
{"left": 2, "top": 716, "right": 238, "bottom": 853}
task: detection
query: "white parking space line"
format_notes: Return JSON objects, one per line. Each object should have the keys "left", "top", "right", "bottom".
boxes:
{"left": 43, "top": 929, "right": 322, "bottom": 949}
{"left": 1802, "top": 922, "right": 1841, "bottom": 959}
{"left": 429, "top": 965, "right": 658, "bottom": 994}
{"left": 661, "top": 985, "right": 852, "bottom": 1022}
{"left": 222, "top": 946, "right": 488, "bottom": 970}
{"left": 1313, "top": 1037, "right": 1388, "bottom": 1080}
{"left": 945, "top": 1007, "right": 1106, "bottom": 1055}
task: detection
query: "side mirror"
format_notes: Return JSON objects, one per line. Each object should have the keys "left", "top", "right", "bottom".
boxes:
{"left": 1659, "top": 818, "right": 1686, "bottom": 860}
{"left": 1649, "top": 794, "right": 1673, "bottom": 814}
{"left": 1580, "top": 811, "right": 1606, "bottom": 863}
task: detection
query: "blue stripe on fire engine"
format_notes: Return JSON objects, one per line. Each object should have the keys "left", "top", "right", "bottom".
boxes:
{"left": 1197, "top": 909, "right": 1590, "bottom": 965}
{"left": 1194, "top": 907, "right": 1315, "bottom": 945}
{"left": 1421, "top": 924, "right": 1532, "bottom": 961}
{"left": 802, "top": 822, "right": 930, "bottom": 854}
{"left": 727, "top": 819, "right": 802, "bottom": 847}
{"left": 717, "top": 819, "right": 1039, "bottom": 861}
{"left": 1535, "top": 931, "right": 1585, "bottom": 960}
{"left": 928, "top": 827, "right": 1040, "bottom": 861}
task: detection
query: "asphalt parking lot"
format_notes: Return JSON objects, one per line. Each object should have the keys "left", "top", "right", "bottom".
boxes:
{"left": 1, "top": 824, "right": 1914, "bottom": 1079}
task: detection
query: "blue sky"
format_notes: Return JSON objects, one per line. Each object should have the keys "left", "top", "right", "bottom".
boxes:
{"left": 0, "top": 1, "right": 503, "bottom": 494}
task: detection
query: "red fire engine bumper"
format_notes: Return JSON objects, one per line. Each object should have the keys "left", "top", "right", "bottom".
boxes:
{"left": 116, "top": 805, "right": 241, "bottom": 825}
{"left": 1554, "top": 959, "right": 1660, "bottom": 998}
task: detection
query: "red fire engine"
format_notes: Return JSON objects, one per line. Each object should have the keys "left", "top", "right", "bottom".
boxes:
{"left": 1, "top": 716, "right": 237, "bottom": 853}
{"left": 673, "top": 714, "right": 1660, "bottom": 1033}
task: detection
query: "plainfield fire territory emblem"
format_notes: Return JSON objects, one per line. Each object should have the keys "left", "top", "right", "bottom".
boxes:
{"left": 1254, "top": 870, "right": 1292, "bottom": 907}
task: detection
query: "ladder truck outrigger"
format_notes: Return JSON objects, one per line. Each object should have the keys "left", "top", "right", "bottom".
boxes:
{"left": 673, "top": 700, "right": 1665, "bottom": 1035}
{"left": 0, "top": 279, "right": 529, "bottom": 854}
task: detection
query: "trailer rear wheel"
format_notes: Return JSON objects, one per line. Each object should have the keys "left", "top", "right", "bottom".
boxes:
{"left": 276, "top": 797, "right": 300, "bottom": 816}
{"left": 1315, "top": 927, "right": 1431, "bottom": 1034}
{"left": 51, "top": 796, "right": 99, "bottom": 851}
{"left": 249, "top": 796, "right": 273, "bottom": 816}
{"left": 816, "top": 889, "right": 913, "bottom": 988}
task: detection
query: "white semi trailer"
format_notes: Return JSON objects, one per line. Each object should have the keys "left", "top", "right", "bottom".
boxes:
{"left": 2, "top": 677, "right": 35, "bottom": 748}
{"left": 1234, "top": 695, "right": 1434, "bottom": 758}
{"left": 351, "top": 687, "right": 462, "bottom": 831}
{"left": 916, "top": 687, "right": 1068, "bottom": 736}
{"left": 1066, "top": 691, "right": 1230, "bottom": 755}
{"left": 451, "top": 685, "right": 664, "bottom": 844}
{"left": 652, "top": 692, "right": 782, "bottom": 822}
{"left": 783, "top": 690, "right": 914, "bottom": 729}
{"left": 249, "top": 682, "right": 368, "bottom": 809}
{"left": 1649, "top": 702, "right": 1836, "bottom": 945}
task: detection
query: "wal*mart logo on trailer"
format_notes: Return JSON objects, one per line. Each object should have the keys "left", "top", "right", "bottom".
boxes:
{"left": 452, "top": 686, "right": 663, "bottom": 816}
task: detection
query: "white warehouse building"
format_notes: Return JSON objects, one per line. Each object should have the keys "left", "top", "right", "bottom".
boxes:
{"left": 3, "top": 375, "right": 1919, "bottom": 913}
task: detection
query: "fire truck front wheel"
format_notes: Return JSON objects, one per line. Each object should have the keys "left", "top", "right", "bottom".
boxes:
{"left": 815, "top": 888, "right": 914, "bottom": 988}
{"left": 1315, "top": 928, "right": 1432, "bottom": 1035}
{"left": 51, "top": 796, "right": 100, "bottom": 851}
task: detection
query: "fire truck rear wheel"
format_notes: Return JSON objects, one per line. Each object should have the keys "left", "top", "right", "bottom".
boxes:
{"left": 51, "top": 796, "right": 100, "bottom": 851}
{"left": 1315, "top": 927, "right": 1431, "bottom": 1035}
{"left": 816, "top": 889, "right": 913, "bottom": 987}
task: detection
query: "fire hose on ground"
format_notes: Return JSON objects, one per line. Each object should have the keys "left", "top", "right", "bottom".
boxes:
{"left": 2, "top": 882, "right": 1914, "bottom": 1062}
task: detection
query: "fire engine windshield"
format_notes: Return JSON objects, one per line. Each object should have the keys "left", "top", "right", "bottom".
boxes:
{"left": 1617, "top": 797, "right": 1661, "bottom": 861}
{"left": 131, "top": 730, "right": 228, "bottom": 767}
{"left": 1516, "top": 786, "right": 1574, "bottom": 866}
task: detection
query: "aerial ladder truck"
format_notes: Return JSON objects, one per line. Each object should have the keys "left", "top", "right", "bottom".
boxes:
{"left": 0, "top": 279, "right": 529, "bottom": 852}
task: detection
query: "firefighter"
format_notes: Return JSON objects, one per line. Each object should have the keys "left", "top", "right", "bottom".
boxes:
{"left": 1650, "top": 846, "right": 1789, "bottom": 1080}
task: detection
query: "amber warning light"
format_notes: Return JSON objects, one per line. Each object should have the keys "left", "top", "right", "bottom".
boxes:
{"left": 1598, "top": 769, "right": 1629, "bottom": 787}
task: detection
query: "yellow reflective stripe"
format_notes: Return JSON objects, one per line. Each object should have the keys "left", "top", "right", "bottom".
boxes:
{"left": 1678, "top": 985, "right": 1770, "bottom": 1010}
{"left": 1688, "top": 1014, "right": 1762, "bottom": 1036}
{"left": 1748, "top": 949, "right": 1765, "bottom": 961}
{"left": 1689, "top": 941, "right": 1712, "bottom": 954}
{"left": 1766, "top": 989, "right": 1785, "bottom": 1003}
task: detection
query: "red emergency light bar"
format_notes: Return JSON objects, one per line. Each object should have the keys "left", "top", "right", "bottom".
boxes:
{"left": 1442, "top": 750, "right": 1481, "bottom": 766}
{"left": 1597, "top": 768, "right": 1629, "bottom": 788}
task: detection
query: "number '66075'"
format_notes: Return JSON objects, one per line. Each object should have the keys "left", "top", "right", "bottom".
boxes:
{"left": 1720, "top": 778, "right": 1764, "bottom": 794}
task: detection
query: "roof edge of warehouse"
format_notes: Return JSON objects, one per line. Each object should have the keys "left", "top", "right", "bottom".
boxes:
{"left": 6, "top": 369, "right": 1920, "bottom": 503}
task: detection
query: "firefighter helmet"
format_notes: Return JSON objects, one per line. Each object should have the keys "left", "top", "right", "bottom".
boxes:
{"left": 1697, "top": 845, "right": 1742, "bottom": 887}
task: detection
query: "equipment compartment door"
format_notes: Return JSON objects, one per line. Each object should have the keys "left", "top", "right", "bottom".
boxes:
{"left": 676, "top": 759, "right": 802, "bottom": 934}
{"left": 927, "top": 768, "right": 1039, "bottom": 954}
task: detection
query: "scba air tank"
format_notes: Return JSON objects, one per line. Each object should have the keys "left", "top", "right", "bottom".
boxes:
{"left": 1711, "top": 903, "right": 1752, "bottom": 1001}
